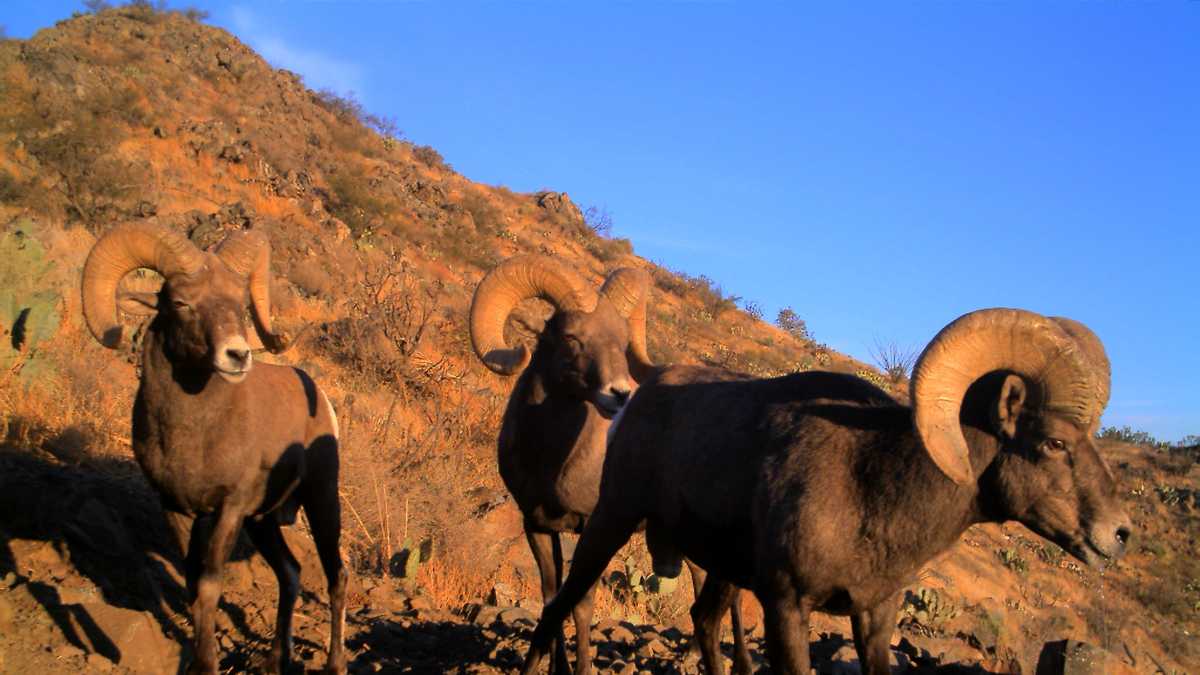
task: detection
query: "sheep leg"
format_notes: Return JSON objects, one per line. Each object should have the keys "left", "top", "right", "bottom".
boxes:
{"left": 520, "top": 509, "right": 641, "bottom": 675}
{"left": 761, "top": 593, "right": 812, "bottom": 675}
{"left": 301, "top": 461, "right": 349, "bottom": 675}
{"left": 728, "top": 591, "right": 754, "bottom": 675}
{"left": 185, "top": 505, "right": 242, "bottom": 675}
{"left": 682, "top": 561, "right": 753, "bottom": 674}
{"left": 691, "top": 576, "right": 740, "bottom": 675}
{"left": 244, "top": 517, "right": 299, "bottom": 675}
{"left": 682, "top": 559, "right": 706, "bottom": 667}
{"left": 850, "top": 593, "right": 900, "bottom": 675}
{"left": 166, "top": 510, "right": 203, "bottom": 597}
{"left": 526, "top": 528, "right": 571, "bottom": 675}
{"left": 570, "top": 582, "right": 595, "bottom": 675}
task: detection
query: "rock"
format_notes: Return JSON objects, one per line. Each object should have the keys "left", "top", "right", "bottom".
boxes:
{"left": 1036, "top": 640, "right": 1129, "bottom": 675}
{"left": 408, "top": 594, "right": 434, "bottom": 611}
{"left": 76, "top": 603, "right": 179, "bottom": 673}
{"left": 58, "top": 580, "right": 101, "bottom": 605}
{"left": 498, "top": 606, "right": 537, "bottom": 626}
{"left": 469, "top": 605, "right": 502, "bottom": 626}
{"left": 85, "top": 652, "right": 114, "bottom": 672}
{"left": 54, "top": 643, "right": 86, "bottom": 659}
{"left": 636, "top": 638, "right": 668, "bottom": 657}
{"left": 605, "top": 623, "right": 637, "bottom": 645}
{"left": 487, "top": 582, "right": 516, "bottom": 607}
{"left": 611, "top": 661, "right": 637, "bottom": 675}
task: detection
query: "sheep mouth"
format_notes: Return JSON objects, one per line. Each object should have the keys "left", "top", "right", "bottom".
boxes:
{"left": 1064, "top": 537, "right": 1114, "bottom": 570}
{"left": 592, "top": 400, "right": 623, "bottom": 419}
{"left": 215, "top": 367, "right": 249, "bottom": 383}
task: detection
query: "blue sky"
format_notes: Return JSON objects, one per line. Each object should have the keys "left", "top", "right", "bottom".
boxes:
{"left": 5, "top": 2, "right": 1197, "bottom": 442}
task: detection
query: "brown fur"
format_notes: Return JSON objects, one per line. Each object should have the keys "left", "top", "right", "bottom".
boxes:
{"left": 501, "top": 302, "right": 750, "bottom": 675}
{"left": 520, "top": 366, "right": 1131, "bottom": 675}
{"left": 122, "top": 257, "right": 347, "bottom": 675}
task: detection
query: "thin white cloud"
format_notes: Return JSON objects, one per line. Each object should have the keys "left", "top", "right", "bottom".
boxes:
{"left": 228, "top": 6, "right": 365, "bottom": 96}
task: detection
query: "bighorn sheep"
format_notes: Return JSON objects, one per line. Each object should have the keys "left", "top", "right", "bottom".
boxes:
{"left": 81, "top": 222, "right": 346, "bottom": 675}
{"left": 470, "top": 255, "right": 750, "bottom": 675}
{"left": 520, "top": 308, "right": 1132, "bottom": 675}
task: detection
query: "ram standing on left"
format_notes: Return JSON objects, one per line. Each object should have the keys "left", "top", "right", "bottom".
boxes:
{"left": 80, "top": 222, "right": 347, "bottom": 675}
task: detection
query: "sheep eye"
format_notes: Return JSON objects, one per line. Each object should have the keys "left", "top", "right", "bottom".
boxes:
{"left": 1043, "top": 438, "right": 1067, "bottom": 453}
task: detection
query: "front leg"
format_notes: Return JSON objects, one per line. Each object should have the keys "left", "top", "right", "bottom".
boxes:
{"left": 526, "top": 528, "right": 571, "bottom": 675}
{"left": 850, "top": 592, "right": 901, "bottom": 675}
{"left": 186, "top": 505, "right": 243, "bottom": 675}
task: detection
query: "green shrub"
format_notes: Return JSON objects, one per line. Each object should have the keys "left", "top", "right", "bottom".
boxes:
{"left": 997, "top": 547, "right": 1028, "bottom": 575}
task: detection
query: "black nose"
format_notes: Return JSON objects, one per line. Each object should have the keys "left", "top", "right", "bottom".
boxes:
{"left": 227, "top": 348, "right": 250, "bottom": 365}
{"left": 613, "top": 389, "right": 630, "bottom": 405}
{"left": 1115, "top": 525, "right": 1132, "bottom": 548}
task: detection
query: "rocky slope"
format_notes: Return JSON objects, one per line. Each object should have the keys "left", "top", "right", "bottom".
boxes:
{"left": 0, "top": 5, "right": 1196, "bottom": 674}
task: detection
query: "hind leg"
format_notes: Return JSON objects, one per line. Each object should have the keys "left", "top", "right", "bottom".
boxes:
{"left": 691, "top": 576, "right": 741, "bottom": 675}
{"left": 244, "top": 517, "right": 300, "bottom": 675}
{"left": 571, "top": 580, "right": 596, "bottom": 675}
{"left": 301, "top": 439, "right": 348, "bottom": 674}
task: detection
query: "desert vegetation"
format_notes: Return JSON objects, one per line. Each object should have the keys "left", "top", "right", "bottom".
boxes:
{"left": 0, "top": 4, "right": 1195, "bottom": 675}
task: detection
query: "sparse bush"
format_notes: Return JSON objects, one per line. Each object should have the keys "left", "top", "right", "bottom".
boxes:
{"left": 585, "top": 236, "right": 632, "bottom": 262}
{"left": 582, "top": 205, "right": 613, "bottom": 237}
{"left": 3, "top": 82, "right": 149, "bottom": 228}
{"left": 776, "top": 307, "right": 812, "bottom": 342}
{"left": 742, "top": 299, "right": 764, "bottom": 321}
{"left": 1097, "top": 425, "right": 1167, "bottom": 448}
{"left": 870, "top": 338, "right": 917, "bottom": 384}
{"left": 413, "top": 144, "right": 446, "bottom": 170}
{"left": 315, "top": 88, "right": 399, "bottom": 139}
{"left": 683, "top": 273, "right": 739, "bottom": 319}
{"left": 461, "top": 190, "right": 503, "bottom": 236}
{"left": 327, "top": 166, "right": 391, "bottom": 237}
{"left": 316, "top": 254, "right": 436, "bottom": 387}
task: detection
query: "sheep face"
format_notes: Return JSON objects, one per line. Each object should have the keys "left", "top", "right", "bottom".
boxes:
{"left": 542, "top": 299, "right": 635, "bottom": 417}
{"left": 984, "top": 375, "right": 1132, "bottom": 568}
{"left": 152, "top": 262, "right": 255, "bottom": 383}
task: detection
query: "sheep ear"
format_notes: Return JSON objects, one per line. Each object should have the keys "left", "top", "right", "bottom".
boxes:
{"left": 117, "top": 291, "right": 159, "bottom": 316}
{"left": 992, "top": 374, "right": 1026, "bottom": 440}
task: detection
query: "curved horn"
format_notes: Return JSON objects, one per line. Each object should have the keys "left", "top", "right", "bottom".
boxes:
{"left": 600, "top": 267, "right": 654, "bottom": 381}
{"left": 214, "top": 229, "right": 287, "bottom": 353}
{"left": 910, "top": 308, "right": 1095, "bottom": 485}
{"left": 81, "top": 222, "right": 204, "bottom": 348}
{"left": 469, "top": 255, "right": 598, "bottom": 375}
{"left": 1051, "top": 317, "right": 1110, "bottom": 432}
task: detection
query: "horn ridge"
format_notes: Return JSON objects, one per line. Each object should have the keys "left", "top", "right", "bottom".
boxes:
{"left": 910, "top": 308, "right": 1096, "bottom": 485}
{"left": 600, "top": 267, "right": 654, "bottom": 381}
{"left": 81, "top": 222, "right": 203, "bottom": 348}
{"left": 469, "top": 255, "right": 597, "bottom": 375}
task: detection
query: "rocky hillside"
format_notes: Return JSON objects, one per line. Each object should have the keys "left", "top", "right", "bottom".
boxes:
{"left": 0, "top": 5, "right": 1196, "bottom": 674}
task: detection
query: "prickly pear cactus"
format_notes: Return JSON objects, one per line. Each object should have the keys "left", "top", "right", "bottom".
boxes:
{"left": 901, "top": 586, "right": 960, "bottom": 630}
{"left": 0, "top": 222, "right": 62, "bottom": 383}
